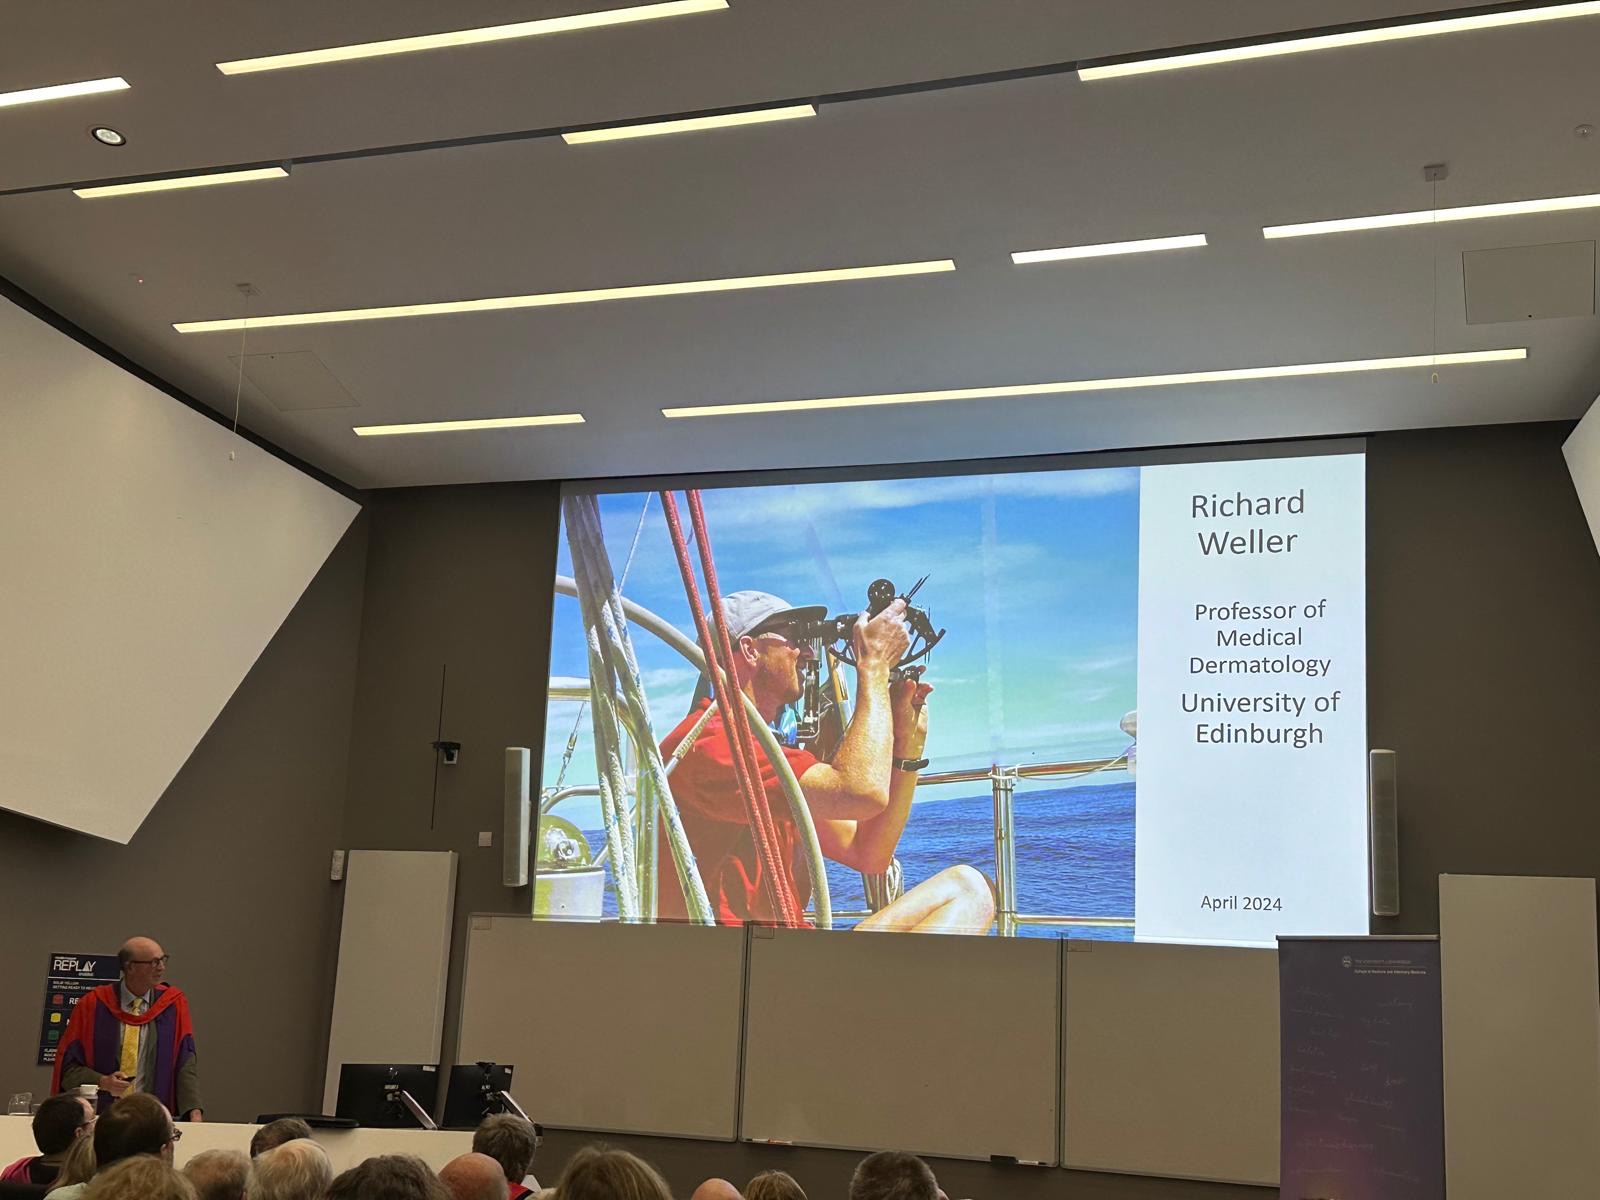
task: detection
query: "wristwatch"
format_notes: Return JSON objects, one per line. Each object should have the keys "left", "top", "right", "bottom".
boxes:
{"left": 892, "top": 756, "right": 929, "bottom": 772}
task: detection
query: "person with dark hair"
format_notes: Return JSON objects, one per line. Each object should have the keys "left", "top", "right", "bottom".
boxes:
{"left": 1, "top": 1093, "right": 94, "bottom": 1185}
{"left": 470, "top": 1114, "right": 542, "bottom": 1198}
{"left": 848, "top": 1151, "right": 940, "bottom": 1200}
{"left": 326, "top": 1154, "right": 451, "bottom": 1200}
{"left": 746, "top": 1170, "right": 807, "bottom": 1200}
{"left": 250, "top": 1116, "right": 313, "bottom": 1158}
{"left": 50, "top": 1094, "right": 176, "bottom": 1200}
{"left": 53, "top": 937, "right": 202, "bottom": 1120}
{"left": 81, "top": 1156, "right": 195, "bottom": 1200}
{"left": 552, "top": 1146, "right": 672, "bottom": 1200}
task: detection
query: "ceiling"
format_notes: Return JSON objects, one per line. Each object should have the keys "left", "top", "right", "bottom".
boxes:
{"left": 2, "top": 0, "right": 1598, "bottom": 490}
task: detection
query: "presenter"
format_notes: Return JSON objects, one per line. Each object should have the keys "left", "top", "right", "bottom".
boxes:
{"left": 658, "top": 590, "right": 994, "bottom": 933}
{"left": 52, "top": 936, "right": 202, "bottom": 1120}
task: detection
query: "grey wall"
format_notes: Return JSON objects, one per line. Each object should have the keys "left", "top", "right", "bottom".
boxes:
{"left": 0, "top": 521, "right": 367, "bottom": 1122}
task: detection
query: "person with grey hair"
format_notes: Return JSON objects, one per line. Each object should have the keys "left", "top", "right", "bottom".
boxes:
{"left": 470, "top": 1114, "right": 541, "bottom": 1197}
{"left": 848, "top": 1151, "right": 940, "bottom": 1200}
{"left": 438, "top": 1153, "right": 507, "bottom": 1200}
{"left": 326, "top": 1155, "right": 450, "bottom": 1200}
{"left": 250, "top": 1138, "right": 332, "bottom": 1200}
{"left": 180, "top": 1149, "right": 249, "bottom": 1200}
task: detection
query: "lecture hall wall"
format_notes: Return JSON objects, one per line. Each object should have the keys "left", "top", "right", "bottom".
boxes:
{"left": 2, "top": 419, "right": 1598, "bottom": 1198}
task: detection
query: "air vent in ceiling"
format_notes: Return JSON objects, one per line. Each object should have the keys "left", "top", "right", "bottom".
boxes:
{"left": 1463, "top": 240, "right": 1594, "bottom": 325}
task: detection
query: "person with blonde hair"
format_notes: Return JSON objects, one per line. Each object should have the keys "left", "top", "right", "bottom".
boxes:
{"left": 746, "top": 1170, "right": 806, "bottom": 1200}
{"left": 46, "top": 1133, "right": 95, "bottom": 1193}
{"left": 82, "top": 1155, "right": 196, "bottom": 1200}
{"left": 252, "top": 1137, "right": 333, "bottom": 1200}
{"left": 552, "top": 1145, "right": 672, "bottom": 1200}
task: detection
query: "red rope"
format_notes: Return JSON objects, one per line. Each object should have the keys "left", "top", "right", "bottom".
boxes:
{"left": 686, "top": 489, "right": 805, "bottom": 926}
{"left": 659, "top": 491, "right": 801, "bottom": 926}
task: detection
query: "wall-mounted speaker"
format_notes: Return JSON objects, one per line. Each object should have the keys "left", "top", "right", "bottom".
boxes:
{"left": 1368, "top": 749, "right": 1400, "bottom": 917}
{"left": 503, "top": 747, "right": 532, "bottom": 888}
{"left": 1564, "top": 395, "right": 1600, "bottom": 556}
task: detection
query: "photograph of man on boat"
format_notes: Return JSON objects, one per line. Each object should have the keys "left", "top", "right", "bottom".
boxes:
{"left": 541, "top": 466, "right": 1139, "bottom": 939}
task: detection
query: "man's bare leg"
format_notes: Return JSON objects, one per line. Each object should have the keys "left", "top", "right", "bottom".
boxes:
{"left": 854, "top": 864, "right": 996, "bottom": 934}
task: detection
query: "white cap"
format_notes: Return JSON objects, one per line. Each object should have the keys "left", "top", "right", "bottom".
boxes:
{"left": 719, "top": 590, "right": 827, "bottom": 640}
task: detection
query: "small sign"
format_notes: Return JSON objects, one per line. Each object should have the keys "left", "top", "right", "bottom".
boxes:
{"left": 38, "top": 952, "right": 120, "bottom": 1067}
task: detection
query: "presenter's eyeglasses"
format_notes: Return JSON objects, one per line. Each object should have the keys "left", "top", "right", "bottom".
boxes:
{"left": 127, "top": 955, "right": 169, "bottom": 967}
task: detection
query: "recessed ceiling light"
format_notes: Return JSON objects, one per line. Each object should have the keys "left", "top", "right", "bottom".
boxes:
{"left": 215, "top": 0, "right": 728, "bottom": 75}
{"left": 74, "top": 165, "right": 288, "bottom": 198}
{"left": 89, "top": 125, "right": 127, "bottom": 147}
{"left": 661, "top": 349, "right": 1529, "bottom": 418}
{"left": 1078, "top": 2, "right": 1600, "bottom": 80}
{"left": 173, "top": 259, "right": 957, "bottom": 333}
{"left": 1264, "top": 191, "right": 1600, "bottom": 239}
{"left": 563, "top": 104, "right": 818, "bottom": 144}
{"left": 1011, "top": 233, "right": 1209, "bottom": 264}
{"left": 0, "top": 76, "right": 129, "bottom": 110}
{"left": 353, "top": 414, "right": 586, "bottom": 436}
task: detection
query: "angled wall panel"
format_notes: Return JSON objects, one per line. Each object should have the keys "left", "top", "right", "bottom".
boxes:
{"left": 0, "top": 294, "right": 358, "bottom": 842}
{"left": 1565, "top": 395, "right": 1600, "bottom": 556}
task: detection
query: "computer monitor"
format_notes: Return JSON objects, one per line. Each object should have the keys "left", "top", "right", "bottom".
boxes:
{"left": 334, "top": 1063, "right": 439, "bottom": 1128}
{"left": 442, "top": 1062, "right": 518, "bottom": 1129}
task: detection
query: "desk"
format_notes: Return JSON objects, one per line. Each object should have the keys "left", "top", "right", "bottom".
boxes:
{"left": 0, "top": 1116, "right": 474, "bottom": 1173}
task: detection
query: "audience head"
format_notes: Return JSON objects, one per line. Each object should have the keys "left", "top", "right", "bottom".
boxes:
{"left": 52, "top": 1129, "right": 97, "bottom": 1188}
{"left": 181, "top": 1149, "right": 249, "bottom": 1200}
{"left": 553, "top": 1145, "right": 672, "bottom": 1200}
{"left": 327, "top": 1154, "right": 451, "bottom": 1200}
{"left": 250, "top": 1117, "right": 314, "bottom": 1158}
{"left": 82, "top": 1155, "right": 195, "bottom": 1200}
{"left": 689, "top": 1180, "right": 743, "bottom": 1200}
{"left": 93, "top": 1093, "right": 176, "bottom": 1168}
{"left": 849, "top": 1151, "right": 939, "bottom": 1200}
{"left": 439, "top": 1153, "right": 507, "bottom": 1200}
{"left": 471, "top": 1114, "right": 541, "bottom": 1185}
{"left": 252, "top": 1138, "right": 332, "bottom": 1200}
{"left": 33, "top": 1093, "right": 95, "bottom": 1157}
{"left": 117, "top": 936, "right": 168, "bottom": 997}
{"left": 746, "top": 1170, "right": 807, "bottom": 1200}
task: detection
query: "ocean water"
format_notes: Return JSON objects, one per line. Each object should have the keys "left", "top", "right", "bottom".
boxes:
{"left": 578, "top": 780, "right": 1135, "bottom": 939}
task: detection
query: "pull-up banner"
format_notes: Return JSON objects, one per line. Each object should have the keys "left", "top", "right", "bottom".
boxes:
{"left": 1278, "top": 936, "right": 1444, "bottom": 1200}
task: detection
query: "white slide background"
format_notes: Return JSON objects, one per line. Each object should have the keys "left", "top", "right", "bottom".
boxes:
{"left": 1134, "top": 453, "right": 1367, "bottom": 945}
{"left": 0, "top": 295, "right": 358, "bottom": 842}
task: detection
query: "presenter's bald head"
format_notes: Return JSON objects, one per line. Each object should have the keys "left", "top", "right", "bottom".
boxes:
{"left": 118, "top": 936, "right": 167, "bottom": 996}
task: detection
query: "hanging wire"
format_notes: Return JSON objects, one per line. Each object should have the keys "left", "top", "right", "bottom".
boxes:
{"left": 1430, "top": 176, "right": 1440, "bottom": 384}
{"left": 231, "top": 288, "right": 251, "bottom": 435}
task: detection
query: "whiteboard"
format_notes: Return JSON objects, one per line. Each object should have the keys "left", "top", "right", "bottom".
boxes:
{"left": 740, "top": 928, "right": 1060, "bottom": 1162}
{"left": 1062, "top": 940, "right": 1279, "bottom": 1185}
{"left": 457, "top": 917, "right": 745, "bottom": 1140}
{"left": 324, "top": 851, "right": 458, "bottom": 1113}
{"left": 1440, "top": 875, "right": 1600, "bottom": 1200}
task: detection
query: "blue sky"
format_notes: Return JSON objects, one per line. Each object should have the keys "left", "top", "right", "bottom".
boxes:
{"left": 545, "top": 466, "right": 1139, "bottom": 825}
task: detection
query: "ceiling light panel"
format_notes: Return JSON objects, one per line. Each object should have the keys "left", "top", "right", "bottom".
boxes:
{"left": 173, "top": 260, "right": 957, "bottom": 333}
{"left": 1011, "top": 233, "right": 1208, "bottom": 264}
{"left": 0, "top": 76, "right": 129, "bottom": 109}
{"left": 1265, "top": 192, "right": 1600, "bottom": 239}
{"left": 1079, "top": 2, "right": 1600, "bottom": 80}
{"left": 662, "top": 350, "right": 1528, "bottom": 418}
{"left": 74, "top": 166, "right": 288, "bottom": 198}
{"left": 563, "top": 104, "right": 817, "bottom": 144}
{"left": 215, "top": 0, "right": 728, "bottom": 74}
{"left": 354, "top": 414, "right": 585, "bottom": 436}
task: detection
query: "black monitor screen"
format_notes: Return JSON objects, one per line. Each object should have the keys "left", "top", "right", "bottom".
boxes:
{"left": 334, "top": 1063, "right": 438, "bottom": 1128}
{"left": 442, "top": 1062, "right": 516, "bottom": 1129}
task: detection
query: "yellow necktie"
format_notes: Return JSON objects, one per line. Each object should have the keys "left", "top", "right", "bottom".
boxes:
{"left": 119, "top": 998, "right": 142, "bottom": 1082}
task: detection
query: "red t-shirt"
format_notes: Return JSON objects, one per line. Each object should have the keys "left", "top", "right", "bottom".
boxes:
{"left": 656, "top": 699, "right": 817, "bottom": 925}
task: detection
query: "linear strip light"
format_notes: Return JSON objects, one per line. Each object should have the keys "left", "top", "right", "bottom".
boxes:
{"left": 1012, "top": 233, "right": 1208, "bottom": 264}
{"left": 353, "top": 414, "right": 586, "bottom": 436}
{"left": 1265, "top": 191, "right": 1600, "bottom": 239}
{"left": 74, "top": 166, "right": 288, "bottom": 199}
{"left": 1078, "top": 2, "right": 1600, "bottom": 80}
{"left": 563, "top": 104, "right": 817, "bottom": 144}
{"left": 173, "top": 259, "right": 956, "bottom": 333}
{"left": 216, "top": 0, "right": 728, "bottom": 75}
{"left": 0, "top": 76, "right": 129, "bottom": 109}
{"left": 661, "top": 349, "right": 1528, "bottom": 418}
